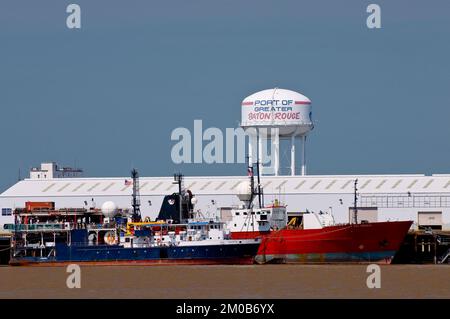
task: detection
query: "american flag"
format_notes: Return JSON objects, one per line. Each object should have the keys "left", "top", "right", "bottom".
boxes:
{"left": 124, "top": 179, "right": 132, "bottom": 186}
{"left": 247, "top": 167, "right": 253, "bottom": 177}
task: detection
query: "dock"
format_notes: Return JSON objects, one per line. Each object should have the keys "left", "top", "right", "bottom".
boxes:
{"left": 393, "top": 230, "right": 450, "bottom": 264}
{"left": 0, "top": 232, "right": 11, "bottom": 265}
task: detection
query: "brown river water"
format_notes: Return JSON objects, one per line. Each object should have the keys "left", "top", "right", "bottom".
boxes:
{"left": 0, "top": 264, "right": 449, "bottom": 299}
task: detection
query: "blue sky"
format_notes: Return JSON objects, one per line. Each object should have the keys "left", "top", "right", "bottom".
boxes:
{"left": 0, "top": 1, "right": 449, "bottom": 191}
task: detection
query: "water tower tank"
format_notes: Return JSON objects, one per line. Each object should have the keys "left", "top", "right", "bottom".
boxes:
{"left": 241, "top": 88, "right": 313, "bottom": 136}
{"left": 240, "top": 88, "right": 314, "bottom": 176}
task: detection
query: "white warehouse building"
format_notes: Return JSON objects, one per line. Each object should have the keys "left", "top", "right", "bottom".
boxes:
{"left": 1, "top": 166, "right": 450, "bottom": 231}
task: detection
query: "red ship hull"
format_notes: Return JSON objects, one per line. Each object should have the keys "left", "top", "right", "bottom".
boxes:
{"left": 231, "top": 221, "right": 412, "bottom": 264}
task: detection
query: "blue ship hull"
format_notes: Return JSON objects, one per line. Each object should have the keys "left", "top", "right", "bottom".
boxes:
{"left": 10, "top": 226, "right": 260, "bottom": 266}
{"left": 10, "top": 242, "right": 260, "bottom": 266}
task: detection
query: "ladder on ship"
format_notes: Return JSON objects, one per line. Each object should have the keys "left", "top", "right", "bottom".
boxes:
{"left": 438, "top": 248, "right": 450, "bottom": 264}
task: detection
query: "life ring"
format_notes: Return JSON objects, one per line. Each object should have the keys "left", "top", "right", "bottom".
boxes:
{"left": 103, "top": 231, "right": 116, "bottom": 245}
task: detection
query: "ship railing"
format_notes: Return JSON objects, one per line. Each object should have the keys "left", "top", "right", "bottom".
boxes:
{"left": 9, "top": 223, "right": 68, "bottom": 232}
{"left": 87, "top": 224, "right": 117, "bottom": 230}
{"left": 69, "top": 242, "right": 119, "bottom": 247}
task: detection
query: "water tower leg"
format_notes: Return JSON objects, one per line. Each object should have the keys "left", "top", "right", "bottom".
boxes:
{"left": 291, "top": 135, "right": 296, "bottom": 176}
{"left": 273, "top": 128, "right": 279, "bottom": 176}
{"left": 248, "top": 138, "right": 253, "bottom": 165}
{"left": 301, "top": 135, "right": 307, "bottom": 176}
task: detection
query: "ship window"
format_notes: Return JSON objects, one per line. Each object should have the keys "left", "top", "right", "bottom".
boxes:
{"left": 235, "top": 212, "right": 240, "bottom": 216}
{"left": 244, "top": 223, "right": 247, "bottom": 226}
{"left": 251, "top": 212, "right": 255, "bottom": 215}
{"left": 125, "top": 238, "right": 130, "bottom": 242}
{"left": 243, "top": 212, "right": 248, "bottom": 215}
{"left": 234, "top": 224, "right": 237, "bottom": 227}
{"left": 256, "top": 212, "right": 260, "bottom": 215}
{"left": 1, "top": 208, "right": 12, "bottom": 216}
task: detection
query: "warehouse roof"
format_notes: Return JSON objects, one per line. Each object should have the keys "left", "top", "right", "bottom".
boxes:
{"left": 2, "top": 174, "right": 450, "bottom": 198}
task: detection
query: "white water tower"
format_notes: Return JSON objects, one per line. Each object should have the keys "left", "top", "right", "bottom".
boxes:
{"left": 240, "top": 88, "right": 314, "bottom": 176}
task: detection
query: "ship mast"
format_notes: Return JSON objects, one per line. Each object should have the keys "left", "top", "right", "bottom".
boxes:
{"left": 173, "top": 173, "right": 183, "bottom": 223}
{"left": 246, "top": 156, "right": 264, "bottom": 210}
{"left": 131, "top": 168, "right": 141, "bottom": 222}
{"left": 353, "top": 179, "right": 358, "bottom": 224}
{"left": 256, "top": 159, "right": 263, "bottom": 208}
